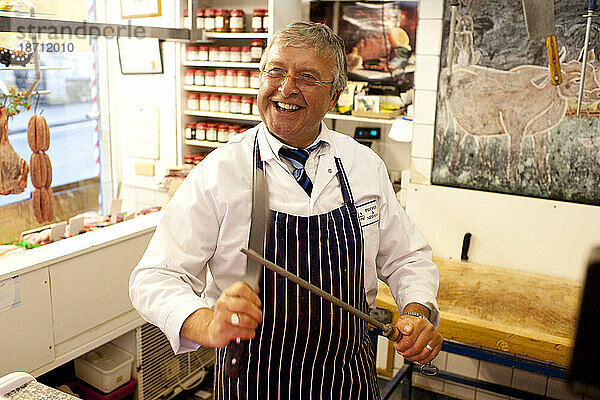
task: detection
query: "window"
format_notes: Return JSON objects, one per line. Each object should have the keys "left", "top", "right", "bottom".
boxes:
{"left": 0, "top": 0, "right": 103, "bottom": 242}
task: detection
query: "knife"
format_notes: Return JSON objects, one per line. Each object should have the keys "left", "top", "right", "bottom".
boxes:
{"left": 577, "top": 0, "right": 597, "bottom": 116}
{"left": 224, "top": 144, "right": 270, "bottom": 379}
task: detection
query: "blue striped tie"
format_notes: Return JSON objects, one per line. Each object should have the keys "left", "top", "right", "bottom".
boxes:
{"left": 279, "top": 143, "right": 319, "bottom": 196}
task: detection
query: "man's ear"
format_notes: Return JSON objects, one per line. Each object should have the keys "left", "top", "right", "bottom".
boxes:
{"left": 329, "top": 90, "right": 342, "bottom": 111}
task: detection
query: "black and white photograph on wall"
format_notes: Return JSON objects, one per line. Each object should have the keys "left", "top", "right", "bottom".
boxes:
{"left": 433, "top": 0, "right": 600, "bottom": 206}
{"left": 310, "top": 1, "right": 418, "bottom": 92}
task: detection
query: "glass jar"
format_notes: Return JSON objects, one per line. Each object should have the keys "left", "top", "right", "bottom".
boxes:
{"left": 252, "top": 98, "right": 259, "bottom": 115}
{"left": 230, "top": 95, "right": 241, "bottom": 113}
{"left": 240, "top": 96, "right": 252, "bottom": 114}
{"left": 215, "top": 9, "right": 229, "bottom": 33}
{"left": 250, "top": 70, "right": 261, "bottom": 89}
{"left": 262, "top": 9, "right": 268, "bottom": 33}
{"left": 236, "top": 70, "right": 250, "bottom": 88}
{"left": 209, "top": 94, "right": 220, "bottom": 112}
{"left": 219, "top": 46, "right": 230, "bottom": 62}
{"left": 194, "top": 70, "right": 205, "bottom": 86}
{"left": 204, "top": 70, "right": 216, "bottom": 86}
{"left": 196, "top": 8, "right": 204, "bottom": 30}
{"left": 185, "top": 122, "right": 195, "bottom": 140}
{"left": 225, "top": 69, "right": 236, "bottom": 87}
{"left": 217, "top": 124, "right": 229, "bottom": 142}
{"left": 184, "top": 155, "right": 194, "bottom": 165}
{"left": 195, "top": 122, "right": 206, "bottom": 141}
{"left": 206, "top": 123, "right": 218, "bottom": 141}
{"left": 204, "top": 9, "right": 215, "bottom": 31}
{"left": 215, "top": 69, "right": 226, "bottom": 87}
{"left": 199, "top": 93, "right": 210, "bottom": 111}
{"left": 241, "top": 46, "right": 252, "bottom": 62}
{"left": 229, "top": 124, "right": 240, "bottom": 139}
{"left": 219, "top": 95, "right": 231, "bottom": 113}
{"left": 186, "top": 45, "right": 198, "bottom": 61}
{"left": 230, "top": 9, "right": 244, "bottom": 33}
{"left": 184, "top": 70, "right": 195, "bottom": 85}
{"left": 197, "top": 46, "right": 209, "bottom": 61}
{"left": 184, "top": 9, "right": 191, "bottom": 30}
{"left": 187, "top": 93, "right": 199, "bottom": 110}
{"left": 251, "top": 39, "right": 264, "bottom": 62}
{"left": 208, "top": 46, "right": 220, "bottom": 62}
{"left": 229, "top": 46, "right": 242, "bottom": 62}
{"left": 252, "top": 9, "right": 265, "bottom": 33}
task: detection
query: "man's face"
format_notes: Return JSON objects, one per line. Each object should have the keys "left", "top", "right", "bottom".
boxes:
{"left": 257, "top": 43, "right": 340, "bottom": 148}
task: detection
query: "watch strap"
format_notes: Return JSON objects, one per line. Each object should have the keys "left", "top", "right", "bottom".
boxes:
{"left": 401, "top": 311, "right": 430, "bottom": 323}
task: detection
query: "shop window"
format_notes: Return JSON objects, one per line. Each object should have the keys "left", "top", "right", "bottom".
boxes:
{"left": 0, "top": 0, "right": 102, "bottom": 242}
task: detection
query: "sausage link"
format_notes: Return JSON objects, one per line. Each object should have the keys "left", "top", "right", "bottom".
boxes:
{"left": 35, "top": 115, "right": 50, "bottom": 152}
{"left": 32, "top": 188, "right": 44, "bottom": 223}
{"left": 42, "top": 153, "right": 52, "bottom": 187}
{"left": 27, "top": 115, "right": 39, "bottom": 152}
{"left": 41, "top": 187, "right": 54, "bottom": 222}
{"left": 30, "top": 152, "right": 46, "bottom": 189}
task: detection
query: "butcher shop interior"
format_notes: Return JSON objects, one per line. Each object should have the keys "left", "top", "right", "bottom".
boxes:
{"left": 0, "top": 0, "right": 599, "bottom": 399}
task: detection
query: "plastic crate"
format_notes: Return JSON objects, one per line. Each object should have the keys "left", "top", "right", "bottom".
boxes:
{"left": 74, "top": 343, "right": 134, "bottom": 393}
{"left": 71, "top": 378, "right": 136, "bottom": 400}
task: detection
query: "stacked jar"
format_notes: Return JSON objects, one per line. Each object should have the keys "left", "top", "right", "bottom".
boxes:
{"left": 252, "top": 9, "right": 268, "bottom": 33}
{"left": 251, "top": 39, "right": 265, "bottom": 62}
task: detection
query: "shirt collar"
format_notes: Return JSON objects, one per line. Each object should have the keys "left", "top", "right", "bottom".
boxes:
{"left": 258, "top": 121, "right": 338, "bottom": 161}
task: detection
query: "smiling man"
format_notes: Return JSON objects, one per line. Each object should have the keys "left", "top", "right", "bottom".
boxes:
{"left": 130, "top": 21, "right": 441, "bottom": 400}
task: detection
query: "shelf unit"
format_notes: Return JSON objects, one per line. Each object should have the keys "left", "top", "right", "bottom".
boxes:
{"left": 184, "top": 109, "right": 262, "bottom": 121}
{"left": 205, "top": 32, "right": 269, "bottom": 40}
{"left": 183, "top": 61, "right": 261, "bottom": 69}
{"left": 185, "top": 139, "right": 225, "bottom": 148}
{"left": 324, "top": 113, "right": 399, "bottom": 125}
{"left": 183, "top": 85, "right": 258, "bottom": 95}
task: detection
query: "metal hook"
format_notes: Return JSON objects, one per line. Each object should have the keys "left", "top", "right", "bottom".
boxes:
{"left": 420, "top": 361, "right": 440, "bottom": 376}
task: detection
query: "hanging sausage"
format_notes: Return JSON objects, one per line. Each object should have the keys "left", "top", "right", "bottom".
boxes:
{"left": 27, "top": 114, "right": 54, "bottom": 223}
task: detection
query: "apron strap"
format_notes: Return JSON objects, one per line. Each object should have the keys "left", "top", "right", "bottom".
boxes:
{"left": 334, "top": 157, "right": 354, "bottom": 205}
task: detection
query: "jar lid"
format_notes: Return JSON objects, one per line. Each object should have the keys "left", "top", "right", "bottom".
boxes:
{"left": 194, "top": 70, "right": 204, "bottom": 74}
{"left": 185, "top": 122, "right": 195, "bottom": 127}
{"left": 250, "top": 70, "right": 260, "bottom": 75}
{"left": 241, "top": 46, "right": 251, "bottom": 51}
{"left": 184, "top": 9, "right": 189, "bottom": 16}
{"left": 219, "top": 46, "right": 230, "bottom": 51}
{"left": 196, "top": 8, "right": 203, "bottom": 16}
{"left": 229, "top": 46, "right": 242, "bottom": 51}
{"left": 205, "top": 70, "right": 216, "bottom": 75}
{"left": 231, "top": 9, "right": 244, "bottom": 15}
{"left": 204, "top": 8, "right": 215, "bottom": 15}
{"left": 197, "top": 46, "right": 209, "bottom": 50}
{"left": 209, "top": 46, "right": 219, "bottom": 50}
{"left": 215, "top": 68, "right": 226, "bottom": 73}
{"left": 210, "top": 94, "right": 220, "bottom": 99}
{"left": 215, "top": 8, "right": 227, "bottom": 14}
{"left": 185, "top": 70, "right": 194, "bottom": 74}
{"left": 200, "top": 93, "right": 210, "bottom": 98}
{"left": 187, "top": 93, "right": 198, "bottom": 97}
{"left": 207, "top": 123, "right": 217, "bottom": 127}
{"left": 241, "top": 96, "right": 252, "bottom": 102}
{"left": 251, "top": 39, "right": 265, "bottom": 45}
{"left": 236, "top": 70, "right": 250, "bottom": 75}
{"left": 195, "top": 122, "right": 205, "bottom": 127}
{"left": 230, "top": 95, "right": 241, "bottom": 101}
{"left": 226, "top": 69, "right": 236, "bottom": 74}
{"left": 220, "top": 95, "right": 231, "bottom": 100}
{"left": 252, "top": 98, "right": 258, "bottom": 103}
{"left": 218, "top": 124, "right": 229, "bottom": 128}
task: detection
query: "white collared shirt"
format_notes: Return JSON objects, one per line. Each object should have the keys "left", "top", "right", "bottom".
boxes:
{"left": 129, "top": 122, "right": 439, "bottom": 353}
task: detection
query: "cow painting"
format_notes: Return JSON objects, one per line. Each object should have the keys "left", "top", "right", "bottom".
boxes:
{"left": 438, "top": 50, "right": 600, "bottom": 182}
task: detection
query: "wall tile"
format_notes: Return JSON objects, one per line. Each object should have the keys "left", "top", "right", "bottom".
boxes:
{"left": 446, "top": 353, "right": 479, "bottom": 378}
{"left": 414, "top": 89, "right": 438, "bottom": 125}
{"left": 445, "top": 382, "right": 476, "bottom": 400}
{"left": 411, "top": 157, "right": 432, "bottom": 184}
{"left": 415, "top": 54, "right": 441, "bottom": 92}
{"left": 411, "top": 123, "right": 435, "bottom": 159}
{"left": 416, "top": 19, "right": 443, "bottom": 56}
{"left": 383, "top": 141, "right": 412, "bottom": 172}
{"left": 418, "top": 0, "right": 444, "bottom": 20}
{"left": 511, "top": 369, "right": 547, "bottom": 395}
{"left": 413, "top": 373, "right": 445, "bottom": 393}
{"left": 433, "top": 350, "right": 449, "bottom": 371}
{"left": 546, "top": 377, "right": 581, "bottom": 400}
{"left": 478, "top": 361, "right": 512, "bottom": 386}
{"left": 476, "top": 389, "right": 509, "bottom": 400}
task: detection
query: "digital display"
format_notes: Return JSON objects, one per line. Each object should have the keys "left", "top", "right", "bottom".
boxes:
{"left": 354, "top": 127, "right": 380, "bottom": 140}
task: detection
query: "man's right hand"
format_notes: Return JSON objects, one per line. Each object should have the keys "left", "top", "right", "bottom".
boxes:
{"left": 181, "top": 282, "right": 263, "bottom": 348}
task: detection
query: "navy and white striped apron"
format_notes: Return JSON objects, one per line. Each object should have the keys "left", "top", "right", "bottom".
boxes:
{"left": 214, "top": 136, "right": 381, "bottom": 399}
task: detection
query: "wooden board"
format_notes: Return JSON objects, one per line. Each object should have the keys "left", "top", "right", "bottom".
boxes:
{"left": 376, "top": 257, "right": 582, "bottom": 367}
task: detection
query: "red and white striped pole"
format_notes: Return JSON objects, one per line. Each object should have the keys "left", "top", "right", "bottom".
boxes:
{"left": 87, "top": 0, "right": 102, "bottom": 211}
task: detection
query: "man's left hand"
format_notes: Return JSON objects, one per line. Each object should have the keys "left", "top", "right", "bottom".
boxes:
{"left": 392, "top": 313, "right": 443, "bottom": 365}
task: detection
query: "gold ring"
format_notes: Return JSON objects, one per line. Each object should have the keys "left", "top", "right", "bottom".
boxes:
{"left": 231, "top": 313, "right": 240, "bottom": 326}
{"left": 425, "top": 344, "right": 433, "bottom": 352}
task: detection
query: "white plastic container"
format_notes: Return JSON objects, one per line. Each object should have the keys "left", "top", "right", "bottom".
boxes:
{"left": 74, "top": 343, "right": 134, "bottom": 393}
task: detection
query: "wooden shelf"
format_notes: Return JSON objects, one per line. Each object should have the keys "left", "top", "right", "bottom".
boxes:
{"left": 184, "top": 139, "right": 224, "bottom": 148}
{"left": 183, "top": 61, "right": 260, "bottom": 69}
{"left": 204, "top": 32, "right": 269, "bottom": 39}
{"left": 325, "top": 113, "right": 401, "bottom": 125}
{"left": 184, "top": 110, "right": 262, "bottom": 121}
{"left": 183, "top": 85, "right": 258, "bottom": 95}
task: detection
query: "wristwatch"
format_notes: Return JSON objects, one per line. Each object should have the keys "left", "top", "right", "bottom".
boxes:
{"left": 401, "top": 311, "right": 430, "bottom": 323}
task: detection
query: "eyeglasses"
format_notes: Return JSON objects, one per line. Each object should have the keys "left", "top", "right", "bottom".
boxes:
{"left": 261, "top": 68, "right": 334, "bottom": 90}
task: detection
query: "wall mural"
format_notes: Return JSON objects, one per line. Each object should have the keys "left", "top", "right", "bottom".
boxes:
{"left": 432, "top": 0, "right": 600, "bottom": 206}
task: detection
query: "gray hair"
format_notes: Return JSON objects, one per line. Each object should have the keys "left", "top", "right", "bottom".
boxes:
{"left": 260, "top": 21, "right": 348, "bottom": 94}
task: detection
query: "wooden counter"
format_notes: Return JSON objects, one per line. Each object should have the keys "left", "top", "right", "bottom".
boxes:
{"left": 376, "top": 257, "right": 582, "bottom": 367}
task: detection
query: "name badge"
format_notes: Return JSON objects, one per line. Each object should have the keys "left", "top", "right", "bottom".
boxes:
{"left": 356, "top": 200, "right": 379, "bottom": 228}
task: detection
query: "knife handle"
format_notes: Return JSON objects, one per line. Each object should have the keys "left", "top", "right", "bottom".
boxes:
{"left": 589, "top": 0, "right": 596, "bottom": 12}
{"left": 546, "top": 35, "right": 562, "bottom": 86}
{"left": 224, "top": 338, "right": 249, "bottom": 379}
